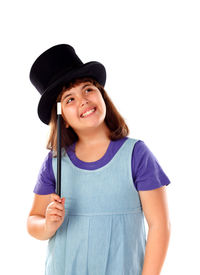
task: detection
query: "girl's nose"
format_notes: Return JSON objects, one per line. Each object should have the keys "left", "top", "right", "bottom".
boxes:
{"left": 80, "top": 98, "right": 89, "bottom": 106}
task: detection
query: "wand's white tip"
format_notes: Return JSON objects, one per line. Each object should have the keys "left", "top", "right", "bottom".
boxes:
{"left": 57, "top": 102, "right": 62, "bottom": 115}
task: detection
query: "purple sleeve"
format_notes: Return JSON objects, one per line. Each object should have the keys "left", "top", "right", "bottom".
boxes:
{"left": 33, "top": 151, "right": 56, "bottom": 195}
{"left": 132, "top": 140, "right": 171, "bottom": 191}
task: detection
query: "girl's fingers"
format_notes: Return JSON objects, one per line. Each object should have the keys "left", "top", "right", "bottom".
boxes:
{"left": 48, "top": 209, "right": 63, "bottom": 217}
{"left": 51, "top": 193, "right": 62, "bottom": 203}
{"left": 51, "top": 193, "right": 66, "bottom": 204}
{"left": 51, "top": 209, "right": 62, "bottom": 215}
{"left": 48, "top": 215, "right": 62, "bottom": 222}
{"left": 53, "top": 202, "right": 64, "bottom": 210}
{"left": 48, "top": 202, "right": 65, "bottom": 212}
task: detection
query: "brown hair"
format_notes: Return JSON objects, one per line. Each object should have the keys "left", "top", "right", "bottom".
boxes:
{"left": 47, "top": 77, "right": 129, "bottom": 156}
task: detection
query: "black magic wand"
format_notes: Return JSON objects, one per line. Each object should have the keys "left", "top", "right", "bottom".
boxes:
{"left": 56, "top": 102, "right": 61, "bottom": 197}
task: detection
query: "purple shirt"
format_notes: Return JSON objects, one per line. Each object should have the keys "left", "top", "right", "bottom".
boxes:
{"left": 33, "top": 137, "right": 171, "bottom": 195}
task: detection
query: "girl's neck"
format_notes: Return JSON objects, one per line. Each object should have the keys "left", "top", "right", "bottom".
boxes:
{"left": 76, "top": 123, "right": 111, "bottom": 148}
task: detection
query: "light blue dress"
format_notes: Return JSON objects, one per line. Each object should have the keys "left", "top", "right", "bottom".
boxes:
{"left": 45, "top": 138, "right": 147, "bottom": 275}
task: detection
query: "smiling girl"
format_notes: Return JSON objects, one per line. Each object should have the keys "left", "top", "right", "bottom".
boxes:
{"left": 27, "top": 44, "right": 171, "bottom": 275}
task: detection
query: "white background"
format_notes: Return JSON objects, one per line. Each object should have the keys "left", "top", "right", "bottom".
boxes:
{"left": 0, "top": 0, "right": 199, "bottom": 274}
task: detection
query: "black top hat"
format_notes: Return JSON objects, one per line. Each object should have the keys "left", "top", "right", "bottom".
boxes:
{"left": 29, "top": 44, "right": 106, "bottom": 124}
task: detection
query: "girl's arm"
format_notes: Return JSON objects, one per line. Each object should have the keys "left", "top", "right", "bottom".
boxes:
{"left": 139, "top": 186, "right": 171, "bottom": 275}
{"left": 27, "top": 214, "right": 55, "bottom": 240}
{"left": 27, "top": 194, "right": 54, "bottom": 240}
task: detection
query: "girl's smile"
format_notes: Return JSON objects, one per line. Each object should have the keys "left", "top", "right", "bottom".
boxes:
{"left": 80, "top": 107, "right": 97, "bottom": 118}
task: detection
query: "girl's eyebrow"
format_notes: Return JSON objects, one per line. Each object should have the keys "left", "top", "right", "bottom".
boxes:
{"left": 62, "top": 83, "right": 92, "bottom": 101}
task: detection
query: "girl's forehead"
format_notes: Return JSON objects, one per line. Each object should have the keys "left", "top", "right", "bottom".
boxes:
{"left": 74, "top": 81, "right": 93, "bottom": 88}
{"left": 67, "top": 81, "right": 93, "bottom": 91}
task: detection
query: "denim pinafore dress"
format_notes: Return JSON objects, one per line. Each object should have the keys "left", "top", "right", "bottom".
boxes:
{"left": 45, "top": 137, "right": 147, "bottom": 275}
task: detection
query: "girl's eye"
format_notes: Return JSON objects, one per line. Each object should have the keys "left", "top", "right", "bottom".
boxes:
{"left": 67, "top": 98, "right": 73, "bottom": 104}
{"left": 66, "top": 88, "right": 93, "bottom": 104}
{"left": 85, "top": 88, "right": 92, "bottom": 93}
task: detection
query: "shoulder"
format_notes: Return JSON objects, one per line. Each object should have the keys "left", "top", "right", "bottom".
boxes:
{"left": 125, "top": 137, "right": 146, "bottom": 152}
{"left": 126, "top": 137, "right": 154, "bottom": 158}
{"left": 40, "top": 150, "right": 53, "bottom": 170}
{"left": 131, "top": 138, "right": 159, "bottom": 175}
{"left": 33, "top": 150, "right": 56, "bottom": 195}
{"left": 130, "top": 138, "right": 171, "bottom": 191}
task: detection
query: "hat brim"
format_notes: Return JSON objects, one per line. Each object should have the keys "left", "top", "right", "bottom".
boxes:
{"left": 37, "top": 61, "right": 106, "bottom": 124}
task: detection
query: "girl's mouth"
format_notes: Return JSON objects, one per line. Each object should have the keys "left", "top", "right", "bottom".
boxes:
{"left": 80, "top": 107, "right": 96, "bottom": 118}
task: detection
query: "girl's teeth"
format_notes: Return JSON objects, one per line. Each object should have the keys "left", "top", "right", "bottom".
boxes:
{"left": 82, "top": 108, "right": 95, "bottom": 117}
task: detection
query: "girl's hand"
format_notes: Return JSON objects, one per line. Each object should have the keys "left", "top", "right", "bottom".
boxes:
{"left": 44, "top": 193, "right": 66, "bottom": 235}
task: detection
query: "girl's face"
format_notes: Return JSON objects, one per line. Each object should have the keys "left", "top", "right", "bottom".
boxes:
{"left": 60, "top": 81, "right": 107, "bottom": 133}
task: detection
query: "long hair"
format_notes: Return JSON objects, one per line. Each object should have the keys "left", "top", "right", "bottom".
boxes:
{"left": 46, "top": 77, "right": 129, "bottom": 156}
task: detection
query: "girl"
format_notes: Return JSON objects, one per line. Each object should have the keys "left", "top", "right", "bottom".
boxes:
{"left": 27, "top": 44, "right": 171, "bottom": 275}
